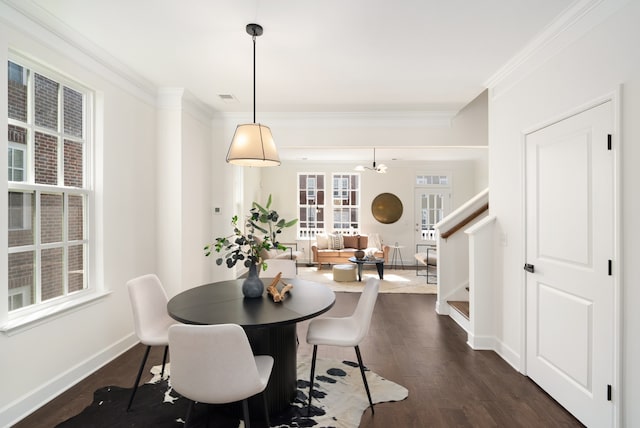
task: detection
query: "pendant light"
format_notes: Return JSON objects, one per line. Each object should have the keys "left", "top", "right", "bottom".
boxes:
{"left": 226, "top": 23, "right": 280, "bottom": 167}
{"left": 355, "top": 148, "right": 388, "bottom": 173}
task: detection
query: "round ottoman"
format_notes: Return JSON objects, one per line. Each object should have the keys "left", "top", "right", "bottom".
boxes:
{"left": 333, "top": 264, "right": 357, "bottom": 282}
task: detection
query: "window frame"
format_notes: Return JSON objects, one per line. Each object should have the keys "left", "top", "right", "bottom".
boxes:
{"left": 331, "top": 172, "right": 360, "bottom": 234}
{"left": 297, "top": 172, "right": 326, "bottom": 240}
{"left": 8, "top": 143, "right": 26, "bottom": 182}
{"left": 5, "top": 53, "right": 96, "bottom": 325}
{"left": 416, "top": 173, "right": 452, "bottom": 241}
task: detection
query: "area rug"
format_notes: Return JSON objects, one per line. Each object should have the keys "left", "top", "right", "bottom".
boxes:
{"left": 296, "top": 266, "right": 437, "bottom": 294}
{"left": 56, "top": 358, "right": 408, "bottom": 428}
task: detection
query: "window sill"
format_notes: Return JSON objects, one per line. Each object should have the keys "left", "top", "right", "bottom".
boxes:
{"left": 1, "top": 290, "right": 112, "bottom": 336}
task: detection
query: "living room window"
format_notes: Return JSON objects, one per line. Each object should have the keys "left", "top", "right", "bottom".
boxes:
{"left": 7, "top": 56, "right": 92, "bottom": 314}
{"left": 332, "top": 173, "right": 359, "bottom": 234}
{"left": 416, "top": 174, "right": 451, "bottom": 240}
{"left": 297, "top": 173, "right": 325, "bottom": 239}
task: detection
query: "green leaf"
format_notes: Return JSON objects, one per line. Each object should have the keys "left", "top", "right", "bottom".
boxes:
{"left": 284, "top": 219, "right": 299, "bottom": 227}
{"left": 252, "top": 201, "right": 268, "bottom": 215}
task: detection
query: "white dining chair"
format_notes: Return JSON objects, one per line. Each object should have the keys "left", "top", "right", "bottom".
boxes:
{"left": 169, "top": 323, "right": 274, "bottom": 428}
{"left": 306, "top": 278, "right": 380, "bottom": 414}
{"left": 126, "top": 274, "right": 178, "bottom": 411}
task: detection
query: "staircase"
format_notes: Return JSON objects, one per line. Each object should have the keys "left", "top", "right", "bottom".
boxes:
{"left": 448, "top": 300, "right": 470, "bottom": 330}
{"left": 435, "top": 188, "right": 496, "bottom": 349}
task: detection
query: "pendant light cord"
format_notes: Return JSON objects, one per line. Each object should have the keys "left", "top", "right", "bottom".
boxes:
{"left": 252, "top": 32, "right": 256, "bottom": 124}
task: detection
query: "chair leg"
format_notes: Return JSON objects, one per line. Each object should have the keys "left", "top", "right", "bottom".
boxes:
{"left": 127, "top": 345, "right": 151, "bottom": 411}
{"left": 242, "top": 398, "right": 251, "bottom": 428}
{"left": 307, "top": 345, "right": 318, "bottom": 415}
{"left": 262, "top": 392, "right": 271, "bottom": 427}
{"left": 160, "top": 345, "right": 169, "bottom": 378}
{"left": 354, "top": 345, "right": 375, "bottom": 414}
{"left": 184, "top": 399, "right": 195, "bottom": 428}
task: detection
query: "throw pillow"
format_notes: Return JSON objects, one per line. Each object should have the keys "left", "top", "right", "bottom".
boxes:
{"left": 369, "top": 233, "right": 382, "bottom": 250}
{"left": 343, "top": 235, "right": 358, "bottom": 249}
{"left": 316, "top": 233, "right": 329, "bottom": 250}
{"left": 330, "top": 233, "right": 344, "bottom": 250}
{"left": 358, "top": 235, "right": 368, "bottom": 249}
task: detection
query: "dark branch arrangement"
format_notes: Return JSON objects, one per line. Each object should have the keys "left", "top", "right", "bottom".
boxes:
{"left": 204, "top": 195, "right": 298, "bottom": 271}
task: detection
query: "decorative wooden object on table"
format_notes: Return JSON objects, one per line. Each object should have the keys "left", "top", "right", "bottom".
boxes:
{"left": 267, "top": 272, "right": 293, "bottom": 302}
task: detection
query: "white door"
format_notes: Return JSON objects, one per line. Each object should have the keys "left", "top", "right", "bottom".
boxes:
{"left": 525, "top": 101, "right": 614, "bottom": 427}
{"left": 414, "top": 188, "right": 449, "bottom": 245}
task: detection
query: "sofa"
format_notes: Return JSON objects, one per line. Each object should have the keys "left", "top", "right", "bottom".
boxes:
{"left": 312, "top": 233, "right": 389, "bottom": 269}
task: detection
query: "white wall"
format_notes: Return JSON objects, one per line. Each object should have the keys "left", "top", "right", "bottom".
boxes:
{"left": 156, "top": 90, "right": 183, "bottom": 297}
{"left": 156, "top": 89, "right": 216, "bottom": 296}
{"left": 489, "top": 0, "right": 638, "bottom": 425}
{"left": 0, "top": 8, "right": 158, "bottom": 426}
{"left": 179, "top": 94, "right": 215, "bottom": 292}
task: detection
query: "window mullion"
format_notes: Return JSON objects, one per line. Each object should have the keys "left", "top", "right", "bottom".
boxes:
{"left": 27, "top": 67, "right": 35, "bottom": 184}
{"left": 58, "top": 83, "right": 64, "bottom": 187}
{"left": 34, "top": 190, "right": 42, "bottom": 305}
{"left": 63, "top": 192, "right": 69, "bottom": 295}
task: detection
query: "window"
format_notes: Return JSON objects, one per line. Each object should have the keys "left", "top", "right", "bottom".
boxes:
{"left": 8, "top": 145, "right": 25, "bottom": 181}
{"left": 420, "top": 193, "right": 445, "bottom": 239}
{"left": 297, "top": 173, "right": 325, "bottom": 239}
{"left": 332, "top": 173, "right": 359, "bottom": 234}
{"left": 416, "top": 174, "right": 450, "bottom": 240}
{"left": 7, "top": 57, "right": 92, "bottom": 313}
{"left": 416, "top": 174, "right": 449, "bottom": 186}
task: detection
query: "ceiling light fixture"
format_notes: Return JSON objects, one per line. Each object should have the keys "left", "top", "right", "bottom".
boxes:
{"left": 355, "top": 148, "right": 388, "bottom": 174}
{"left": 226, "top": 23, "right": 280, "bottom": 167}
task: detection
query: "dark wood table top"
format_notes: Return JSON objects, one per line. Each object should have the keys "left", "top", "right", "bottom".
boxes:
{"left": 348, "top": 256, "right": 384, "bottom": 264}
{"left": 167, "top": 278, "right": 335, "bottom": 329}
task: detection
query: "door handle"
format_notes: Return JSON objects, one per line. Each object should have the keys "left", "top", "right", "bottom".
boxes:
{"left": 524, "top": 263, "right": 534, "bottom": 273}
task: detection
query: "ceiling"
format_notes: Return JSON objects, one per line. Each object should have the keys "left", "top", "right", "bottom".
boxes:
{"left": 9, "top": 0, "right": 576, "bottom": 162}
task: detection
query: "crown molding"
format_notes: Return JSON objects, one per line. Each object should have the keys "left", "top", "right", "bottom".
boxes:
{"left": 485, "top": 0, "right": 629, "bottom": 98}
{"left": 1, "top": 0, "right": 157, "bottom": 106}
{"left": 213, "top": 110, "right": 457, "bottom": 128}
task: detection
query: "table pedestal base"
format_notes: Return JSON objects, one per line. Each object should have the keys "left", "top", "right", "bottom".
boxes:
{"left": 245, "top": 324, "right": 297, "bottom": 415}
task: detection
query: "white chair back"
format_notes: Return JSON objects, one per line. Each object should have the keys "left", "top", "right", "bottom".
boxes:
{"left": 350, "top": 278, "right": 380, "bottom": 343}
{"left": 304, "top": 277, "right": 380, "bottom": 413}
{"left": 169, "top": 324, "right": 269, "bottom": 404}
{"left": 126, "top": 274, "right": 174, "bottom": 346}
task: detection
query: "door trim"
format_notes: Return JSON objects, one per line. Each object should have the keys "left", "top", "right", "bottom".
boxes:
{"left": 520, "top": 88, "right": 621, "bottom": 427}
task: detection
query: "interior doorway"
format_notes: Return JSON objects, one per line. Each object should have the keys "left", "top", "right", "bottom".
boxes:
{"left": 524, "top": 100, "right": 616, "bottom": 427}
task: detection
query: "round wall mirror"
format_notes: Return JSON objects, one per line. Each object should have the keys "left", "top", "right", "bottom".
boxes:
{"left": 371, "top": 193, "right": 403, "bottom": 224}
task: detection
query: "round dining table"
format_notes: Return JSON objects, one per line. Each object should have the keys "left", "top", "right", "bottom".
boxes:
{"left": 167, "top": 277, "right": 335, "bottom": 414}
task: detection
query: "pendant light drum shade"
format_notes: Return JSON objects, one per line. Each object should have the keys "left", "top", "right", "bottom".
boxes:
{"left": 227, "top": 123, "right": 280, "bottom": 166}
{"left": 226, "top": 23, "right": 281, "bottom": 167}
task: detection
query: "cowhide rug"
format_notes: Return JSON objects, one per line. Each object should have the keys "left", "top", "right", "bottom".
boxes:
{"left": 56, "top": 358, "right": 408, "bottom": 428}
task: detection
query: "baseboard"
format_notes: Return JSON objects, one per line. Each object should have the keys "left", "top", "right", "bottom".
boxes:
{"left": 467, "top": 333, "right": 496, "bottom": 350}
{"left": 435, "top": 299, "right": 449, "bottom": 315}
{"left": 0, "top": 333, "right": 138, "bottom": 427}
{"left": 493, "top": 339, "right": 521, "bottom": 372}
{"left": 448, "top": 308, "right": 470, "bottom": 333}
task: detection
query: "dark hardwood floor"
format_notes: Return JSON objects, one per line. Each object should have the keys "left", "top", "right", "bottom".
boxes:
{"left": 14, "top": 293, "right": 583, "bottom": 428}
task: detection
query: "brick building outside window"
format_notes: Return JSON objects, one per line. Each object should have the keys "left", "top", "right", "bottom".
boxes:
{"left": 7, "top": 56, "right": 91, "bottom": 312}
